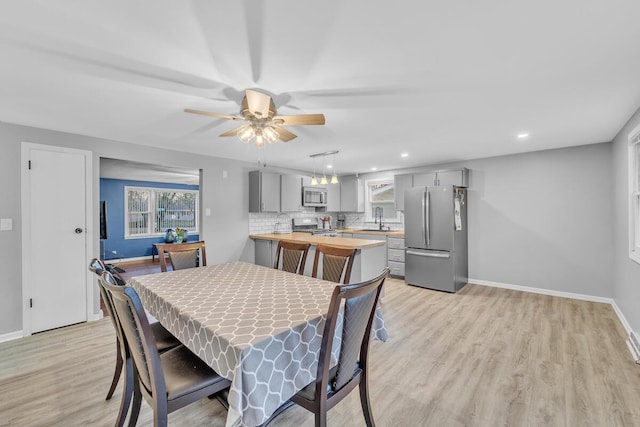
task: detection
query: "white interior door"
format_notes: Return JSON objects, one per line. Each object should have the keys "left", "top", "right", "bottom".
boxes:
{"left": 26, "top": 146, "right": 89, "bottom": 333}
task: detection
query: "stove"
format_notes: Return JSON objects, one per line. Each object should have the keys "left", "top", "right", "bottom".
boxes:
{"left": 291, "top": 218, "right": 337, "bottom": 236}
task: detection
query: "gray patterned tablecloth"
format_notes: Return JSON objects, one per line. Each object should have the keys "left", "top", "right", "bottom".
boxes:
{"left": 129, "top": 261, "right": 386, "bottom": 427}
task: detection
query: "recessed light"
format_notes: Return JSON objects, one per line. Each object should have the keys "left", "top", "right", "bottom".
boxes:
{"left": 517, "top": 133, "right": 529, "bottom": 139}
{"left": 401, "top": 153, "right": 409, "bottom": 158}
{"left": 371, "top": 167, "right": 377, "bottom": 171}
{"left": 326, "top": 164, "right": 333, "bottom": 169}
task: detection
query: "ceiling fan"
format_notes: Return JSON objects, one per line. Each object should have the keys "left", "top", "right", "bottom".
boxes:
{"left": 185, "top": 89, "right": 325, "bottom": 146}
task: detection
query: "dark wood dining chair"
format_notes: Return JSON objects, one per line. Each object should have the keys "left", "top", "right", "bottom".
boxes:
{"left": 88, "top": 260, "right": 179, "bottom": 408}
{"left": 311, "top": 244, "right": 358, "bottom": 284}
{"left": 265, "top": 268, "right": 389, "bottom": 427}
{"left": 156, "top": 241, "right": 207, "bottom": 272}
{"left": 100, "top": 273, "right": 231, "bottom": 427}
{"left": 274, "top": 240, "right": 311, "bottom": 275}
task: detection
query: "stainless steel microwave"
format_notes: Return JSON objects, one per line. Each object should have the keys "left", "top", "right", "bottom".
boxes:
{"left": 302, "top": 186, "right": 327, "bottom": 207}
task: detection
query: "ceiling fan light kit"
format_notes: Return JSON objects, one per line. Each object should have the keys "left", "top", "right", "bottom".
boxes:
{"left": 185, "top": 89, "right": 325, "bottom": 148}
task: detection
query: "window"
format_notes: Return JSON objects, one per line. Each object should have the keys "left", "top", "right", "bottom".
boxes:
{"left": 630, "top": 128, "right": 640, "bottom": 263}
{"left": 365, "top": 178, "right": 401, "bottom": 222}
{"left": 125, "top": 186, "right": 199, "bottom": 238}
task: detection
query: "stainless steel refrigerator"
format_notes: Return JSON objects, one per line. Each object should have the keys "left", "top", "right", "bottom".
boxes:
{"left": 404, "top": 185, "right": 468, "bottom": 292}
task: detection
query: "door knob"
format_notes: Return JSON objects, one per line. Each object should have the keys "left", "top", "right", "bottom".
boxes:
{"left": 74, "top": 228, "right": 83, "bottom": 234}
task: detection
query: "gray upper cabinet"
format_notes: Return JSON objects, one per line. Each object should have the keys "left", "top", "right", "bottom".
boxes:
{"left": 340, "top": 176, "right": 364, "bottom": 212}
{"left": 326, "top": 182, "right": 341, "bottom": 212}
{"left": 393, "top": 174, "right": 413, "bottom": 211}
{"left": 413, "top": 172, "right": 437, "bottom": 187}
{"left": 436, "top": 169, "right": 469, "bottom": 187}
{"left": 249, "top": 170, "right": 281, "bottom": 212}
{"left": 413, "top": 168, "right": 469, "bottom": 188}
{"left": 280, "top": 174, "right": 302, "bottom": 212}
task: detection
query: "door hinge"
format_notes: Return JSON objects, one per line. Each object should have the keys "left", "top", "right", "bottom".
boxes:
{"left": 29, "top": 298, "right": 33, "bottom": 308}
{"left": 28, "top": 160, "right": 31, "bottom": 170}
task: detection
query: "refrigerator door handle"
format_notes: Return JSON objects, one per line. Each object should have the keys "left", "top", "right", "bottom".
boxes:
{"left": 421, "top": 190, "right": 426, "bottom": 246}
{"left": 425, "top": 190, "right": 430, "bottom": 246}
{"left": 407, "top": 250, "right": 451, "bottom": 259}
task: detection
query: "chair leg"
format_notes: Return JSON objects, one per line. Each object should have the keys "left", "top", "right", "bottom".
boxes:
{"left": 127, "top": 374, "right": 142, "bottom": 427}
{"left": 359, "top": 379, "right": 376, "bottom": 427}
{"left": 315, "top": 410, "right": 327, "bottom": 427}
{"left": 106, "top": 340, "right": 124, "bottom": 400}
{"left": 114, "top": 357, "right": 134, "bottom": 427}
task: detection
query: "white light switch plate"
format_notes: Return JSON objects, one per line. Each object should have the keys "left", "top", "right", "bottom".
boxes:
{"left": 205, "top": 208, "right": 211, "bottom": 216}
{"left": 0, "top": 218, "right": 13, "bottom": 231}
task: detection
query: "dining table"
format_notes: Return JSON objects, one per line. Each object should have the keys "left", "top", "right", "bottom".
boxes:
{"left": 128, "top": 261, "right": 387, "bottom": 427}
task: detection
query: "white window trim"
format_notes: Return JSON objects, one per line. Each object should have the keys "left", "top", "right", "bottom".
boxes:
{"left": 364, "top": 177, "right": 402, "bottom": 223}
{"left": 628, "top": 123, "right": 640, "bottom": 264}
{"left": 124, "top": 186, "right": 200, "bottom": 238}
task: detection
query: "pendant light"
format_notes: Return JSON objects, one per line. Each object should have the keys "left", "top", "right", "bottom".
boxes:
{"left": 310, "top": 150, "right": 339, "bottom": 186}
{"left": 330, "top": 151, "right": 339, "bottom": 184}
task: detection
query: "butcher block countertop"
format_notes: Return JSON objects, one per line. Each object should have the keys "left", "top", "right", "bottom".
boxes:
{"left": 249, "top": 232, "right": 386, "bottom": 249}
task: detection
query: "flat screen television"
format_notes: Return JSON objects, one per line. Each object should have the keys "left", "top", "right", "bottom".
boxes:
{"left": 99, "top": 200, "right": 108, "bottom": 240}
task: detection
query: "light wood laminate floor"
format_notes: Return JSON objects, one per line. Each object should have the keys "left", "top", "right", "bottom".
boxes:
{"left": 2, "top": 263, "right": 640, "bottom": 426}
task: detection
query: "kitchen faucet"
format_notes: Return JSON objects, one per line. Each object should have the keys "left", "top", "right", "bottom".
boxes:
{"left": 374, "top": 207, "right": 384, "bottom": 230}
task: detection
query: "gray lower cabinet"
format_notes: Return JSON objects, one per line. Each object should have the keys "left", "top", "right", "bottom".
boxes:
{"left": 249, "top": 170, "right": 281, "bottom": 212}
{"left": 387, "top": 236, "right": 405, "bottom": 277}
{"left": 255, "top": 240, "right": 276, "bottom": 268}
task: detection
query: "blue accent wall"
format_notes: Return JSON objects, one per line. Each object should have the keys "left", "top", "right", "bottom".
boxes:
{"left": 100, "top": 178, "right": 200, "bottom": 260}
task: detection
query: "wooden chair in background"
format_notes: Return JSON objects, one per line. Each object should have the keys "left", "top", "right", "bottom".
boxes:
{"left": 273, "top": 240, "right": 311, "bottom": 275}
{"left": 311, "top": 245, "right": 357, "bottom": 284}
{"left": 156, "top": 241, "right": 207, "bottom": 272}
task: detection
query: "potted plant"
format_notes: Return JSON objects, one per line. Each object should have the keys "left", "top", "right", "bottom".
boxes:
{"left": 176, "top": 228, "right": 188, "bottom": 243}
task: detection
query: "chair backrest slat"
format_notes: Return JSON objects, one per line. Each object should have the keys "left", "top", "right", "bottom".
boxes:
{"left": 99, "top": 273, "right": 166, "bottom": 398}
{"left": 315, "top": 268, "right": 389, "bottom": 394}
{"left": 274, "top": 240, "right": 310, "bottom": 275}
{"left": 156, "top": 241, "right": 207, "bottom": 272}
{"left": 312, "top": 245, "right": 357, "bottom": 284}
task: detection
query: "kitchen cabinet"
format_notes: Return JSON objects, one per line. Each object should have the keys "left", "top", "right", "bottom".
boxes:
{"left": 413, "top": 168, "right": 469, "bottom": 188}
{"left": 340, "top": 176, "right": 364, "bottom": 212}
{"left": 326, "top": 182, "right": 341, "bottom": 211}
{"left": 387, "top": 236, "right": 405, "bottom": 277}
{"left": 254, "top": 239, "right": 276, "bottom": 267}
{"left": 249, "top": 171, "right": 281, "bottom": 212}
{"left": 280, "top": 174, "right": 303, "bottom": 212}
{"left": 393, "top": 173, "right": 413, "bottom": 211}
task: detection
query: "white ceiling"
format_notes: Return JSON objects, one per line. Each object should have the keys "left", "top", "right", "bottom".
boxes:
{"left": 1, "top": 1, "right": 640, "bottom": 174}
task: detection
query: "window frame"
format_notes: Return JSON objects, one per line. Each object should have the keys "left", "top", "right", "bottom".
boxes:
{"left": 124, "top": 185, "right": 200, "bottom": 239}
{"left": 364, "top": 177, "right": 402, "bottom": 223}
{"left": 628, "top": 124, "right": 640, "bottom": 264}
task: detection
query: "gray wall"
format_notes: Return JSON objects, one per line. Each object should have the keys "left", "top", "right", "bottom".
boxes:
{"left": 360, "top": 142, "right": 614, "bottom": 297}
{"left": 0, "top": 122, "right": 259, "bottom": 335}
{"left": 612, "top": 106, "right": 640, "bottom": 335}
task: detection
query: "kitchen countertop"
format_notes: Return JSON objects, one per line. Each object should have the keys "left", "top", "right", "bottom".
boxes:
{"left": 338, "top": 228, "right": 405, "bottom": 237}
{"left": 249, "top": 232, "right": 386, "bottom": 249}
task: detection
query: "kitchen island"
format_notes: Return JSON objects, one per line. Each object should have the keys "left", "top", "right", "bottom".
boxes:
{"left": 249, "top": 232, "right": 387, "bottom": 282}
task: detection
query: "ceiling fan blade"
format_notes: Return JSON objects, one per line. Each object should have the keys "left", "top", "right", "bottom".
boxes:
{"left": 184, "top": 108, "right": 244, "bottom": 121}
{"left": 273, "top": 114, "right": 325, "bottom": 126}
{"left": 219, "top": 126, "right": 246, "bottom": 137}
{"left": 273, "top": 125, "right": 297, "bottom": 142}
{"left": 245, "top": 89, "right": 272, "bottom": 118}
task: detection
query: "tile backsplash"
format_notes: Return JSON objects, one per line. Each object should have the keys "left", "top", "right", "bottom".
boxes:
{"left": 248, "top": 210, "right": 404, "bottom": 234}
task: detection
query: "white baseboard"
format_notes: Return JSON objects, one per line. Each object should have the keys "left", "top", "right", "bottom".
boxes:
{"left": 0, "top": 330, "right": 23, "bottom": 343}
{"left": 89, "top": 312, "right": 103, "bottom": 321}
{"left": 469, "top": 278, "right": 614, "bottom": 304}
{"left": 104, "top": 255, "right": 153, "bottom": 263}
